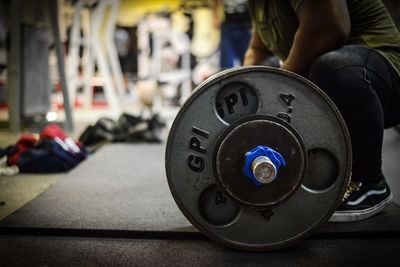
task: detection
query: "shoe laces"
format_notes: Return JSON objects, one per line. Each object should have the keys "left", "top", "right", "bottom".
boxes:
{"left": 342, "top": 181, "right": 362, "bottom": 201}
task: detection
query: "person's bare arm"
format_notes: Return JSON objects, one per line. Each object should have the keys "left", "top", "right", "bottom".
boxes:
{"left": 281, "top": 0, "right": 351, "bottom": 75}
{"left": 243, "top": 30, "right": 274, "bottom": 66}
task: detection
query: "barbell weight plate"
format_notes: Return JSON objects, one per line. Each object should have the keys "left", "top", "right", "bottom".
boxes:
{"left": 214, "top": 114, "right": 307, "bottom": 209}
{"left": 165, "top": 66, "right": 351, "bottom": 251}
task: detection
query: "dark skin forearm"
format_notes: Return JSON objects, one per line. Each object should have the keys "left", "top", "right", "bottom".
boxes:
{"left": 244, "top": 30, "right": 274, "bottom": 66}
{"left": 281, "top": 0, "right": 351, "bottom": 76}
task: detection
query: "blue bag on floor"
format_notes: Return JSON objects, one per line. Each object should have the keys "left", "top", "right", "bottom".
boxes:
{"left": 17, "top": 139, "right": 88, "bottom": 173}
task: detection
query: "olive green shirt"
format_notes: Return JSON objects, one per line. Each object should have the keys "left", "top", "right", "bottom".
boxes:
{"left": 248, "top": 0, "right": 400, "bottom": 77}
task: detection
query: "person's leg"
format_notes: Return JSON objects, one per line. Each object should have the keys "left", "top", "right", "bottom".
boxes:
{"left": 307, "top": 45, "right": 400, "bottom": 221}
{"left": 219, "top": 24, "right": 235, "bottom": 69}
{"left": 309, "top": 45, "right": 400, "bottom": 181}
{"left": 381, "top": 58, "right": 400, "bottom": 128}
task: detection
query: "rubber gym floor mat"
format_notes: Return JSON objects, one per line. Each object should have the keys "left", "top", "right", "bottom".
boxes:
{"left": 382, "top": 128, "right": 400, "bottom": 204}
{"left": 0, "top": 173, "right": 61, "bottom": 221}
{"left": 0, "top": 144, "right": 193, "bottom": 232}
{"left": 1, "top": 235, "right": 399, "bottom": 266}
{"left": 1, "top": 128, "right": 400, "bottom": 236}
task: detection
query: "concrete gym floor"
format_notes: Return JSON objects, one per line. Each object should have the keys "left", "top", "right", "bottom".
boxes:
{"left": 0, "top": 127, "right": 399, "bottom": 265}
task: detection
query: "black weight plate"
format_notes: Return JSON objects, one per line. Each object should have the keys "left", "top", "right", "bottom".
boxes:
{"left": 165, "top": 66, "right": 351, "bottom": 251}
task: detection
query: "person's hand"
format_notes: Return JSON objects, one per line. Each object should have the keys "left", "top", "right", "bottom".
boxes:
{"left": 243, "top": 48, "right": 256, "bottom": 66}
{"left": 243, "top": 31, "right": 274, "bottom": 66}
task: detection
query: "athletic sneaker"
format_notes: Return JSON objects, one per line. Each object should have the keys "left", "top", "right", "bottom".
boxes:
{"left": 329, "top": 179, "right": 393, "bottom": 222}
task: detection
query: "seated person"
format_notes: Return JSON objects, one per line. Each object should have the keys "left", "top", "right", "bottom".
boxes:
{"left": 244, "top": 0, "right": 400, "bottom": 222}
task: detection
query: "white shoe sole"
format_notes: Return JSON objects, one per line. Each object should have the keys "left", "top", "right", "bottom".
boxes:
{"left": 329, "top": 193, "right": 393, "bottom": 222}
